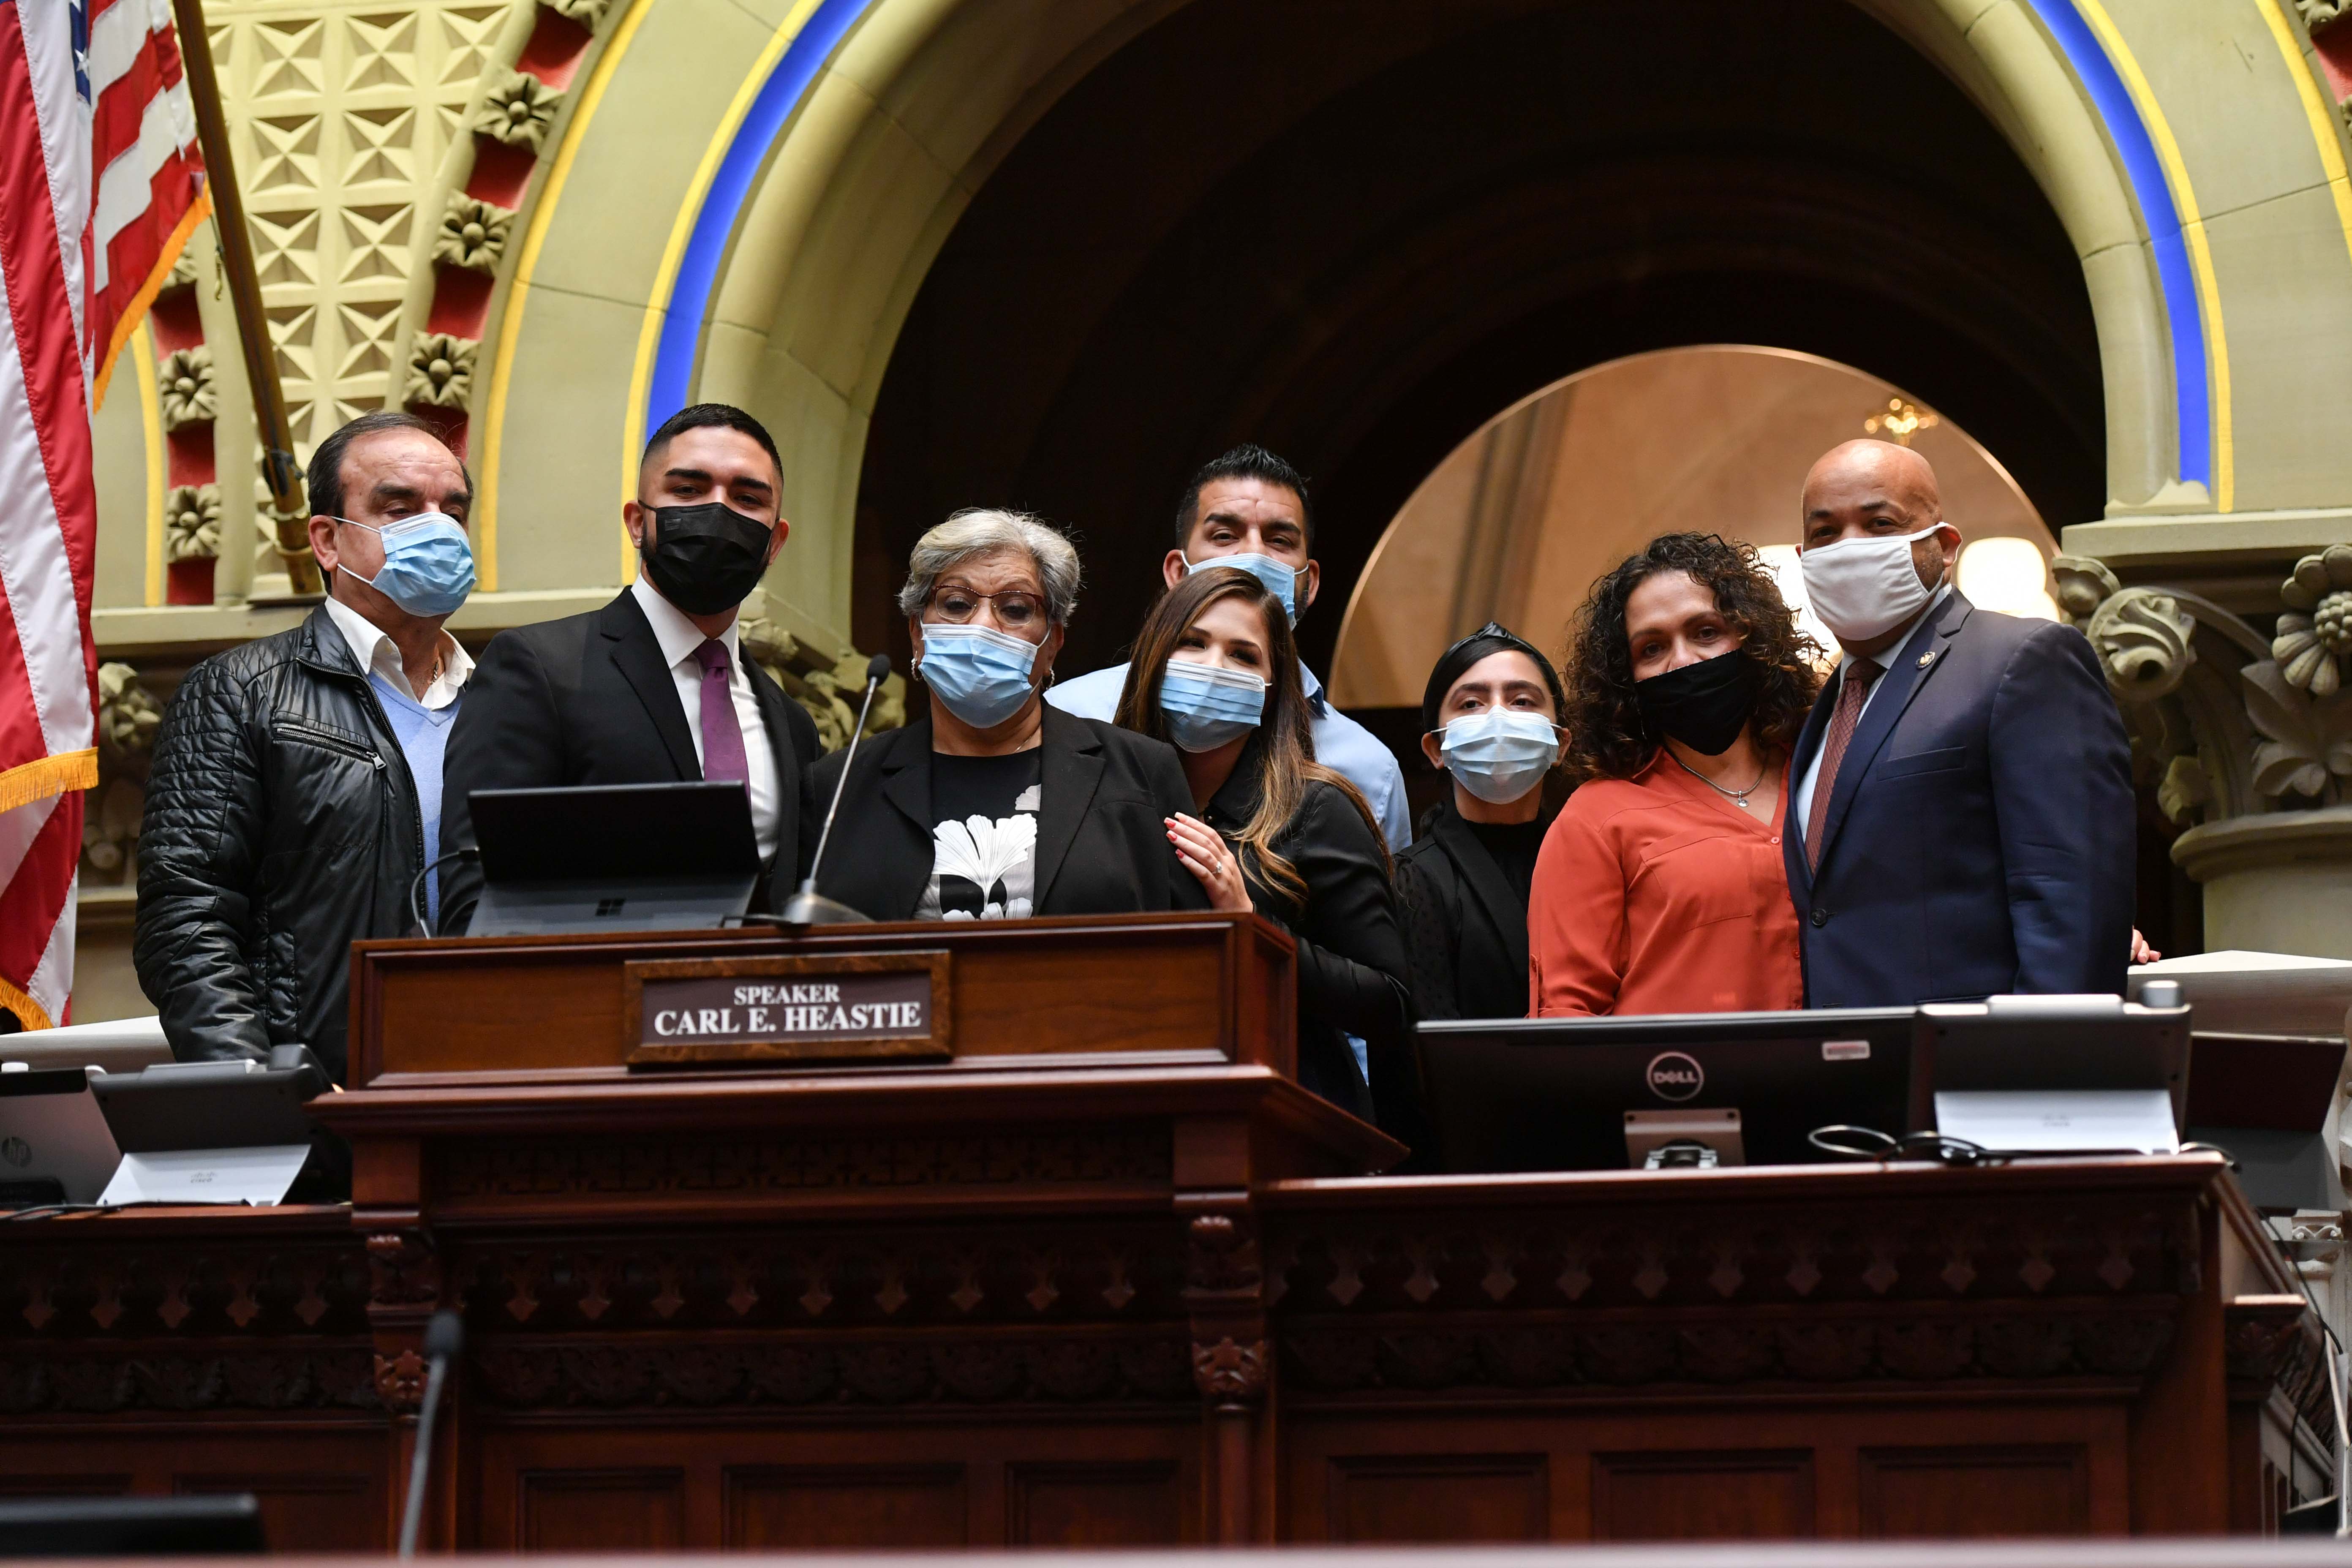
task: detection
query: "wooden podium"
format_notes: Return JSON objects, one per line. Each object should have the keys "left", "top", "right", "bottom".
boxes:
{"left": 0, "top": 914, "right": 2332, "bottom": 1548}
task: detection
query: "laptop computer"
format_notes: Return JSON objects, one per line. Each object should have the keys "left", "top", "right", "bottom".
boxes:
{"left": 0, "top": 1067, "right": 122, "bottom": 1207}
{"left": 463, "top": 781, "right": 760, "bottom": 936}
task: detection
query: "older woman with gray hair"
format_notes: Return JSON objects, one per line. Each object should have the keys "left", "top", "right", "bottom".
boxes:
{"left": 806, "top": 509, "right": 1208, "bottom": 921}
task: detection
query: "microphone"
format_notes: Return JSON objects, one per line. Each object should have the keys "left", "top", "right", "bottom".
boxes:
{"left": 778, "top": 652, "right": 892, "bottom": 926}
{"left": 396, "top": 1309, "right": 465, "bottom": 1559}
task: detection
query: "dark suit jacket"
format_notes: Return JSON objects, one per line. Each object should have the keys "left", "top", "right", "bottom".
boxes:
{"left": 1394, "top": 795, "right": 1541, "bottom": 1023}
{"left": 438, "top": 590, "right": 821, "bottom": 931}
{"left": 802, "top": 705, "right": 1210, "bottom": 921}
{"left": 1205, "top": 738, "right": 1417, "bottom": 1137}
{"left": 1782, "top": 591, "right": 2134, "bottom": 1007}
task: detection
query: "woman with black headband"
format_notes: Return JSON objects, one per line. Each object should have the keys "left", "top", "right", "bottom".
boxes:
{"left": 1394, "top": 623, "right": 1568, "bottom": 1021}
{"left": 1530, "top": 533, "right": 1824, "bottom": 1015}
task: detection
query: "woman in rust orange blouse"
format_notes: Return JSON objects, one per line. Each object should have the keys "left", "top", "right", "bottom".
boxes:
{"left": 1529, "top": 533, "right": 1824, "bottom": 1016}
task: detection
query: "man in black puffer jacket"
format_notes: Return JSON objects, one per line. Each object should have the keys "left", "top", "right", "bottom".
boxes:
{"left": 135, "top": 413, "right": 474, "bottom": 1101}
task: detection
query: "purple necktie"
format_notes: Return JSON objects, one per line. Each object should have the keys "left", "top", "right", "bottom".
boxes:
{"left": 693, "top": 639, "right": 750, "bottom": 784}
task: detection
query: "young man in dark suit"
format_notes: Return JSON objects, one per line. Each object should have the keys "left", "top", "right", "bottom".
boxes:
{"left": 1782, "top": 439, "right": 2134, "bottom": 1006}
{"left": 438, "top": 403, "right": 821, "bottom": 931}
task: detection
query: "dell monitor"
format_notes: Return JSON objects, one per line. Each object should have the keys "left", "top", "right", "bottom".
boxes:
{"left": 1417, "top": 1007, "right": 1919, "bottom": 1173}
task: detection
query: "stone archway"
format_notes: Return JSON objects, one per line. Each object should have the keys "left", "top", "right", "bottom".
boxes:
{"left": 475, "top": 0, "right": 2248, "bottom": 652}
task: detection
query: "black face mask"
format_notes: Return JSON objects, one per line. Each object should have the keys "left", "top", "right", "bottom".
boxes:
{"left": 639, "top": 502, "right": 772, "bottom": 615}
{"left": 1634, "top": 648, "right": 1759, "bottom": 757}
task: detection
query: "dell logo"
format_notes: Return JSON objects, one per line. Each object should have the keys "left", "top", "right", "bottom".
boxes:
{"left": 1645, "top": 1051, "right": 1704, "bottom": 1102}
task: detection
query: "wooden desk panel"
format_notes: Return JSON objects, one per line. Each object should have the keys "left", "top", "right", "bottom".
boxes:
{"left": 0, "top": 1157, "right": 2327, "bottom": 1550}
{"left": 350, "top": 913, "right": 1295, "bottom": 1087}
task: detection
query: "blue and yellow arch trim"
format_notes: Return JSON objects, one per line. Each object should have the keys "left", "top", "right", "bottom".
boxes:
{"left": 2025, "top": 0, "right": 2231, "bottom": 511}
{"left": 622, "top": 0, "right": 2237, "bottom": 517}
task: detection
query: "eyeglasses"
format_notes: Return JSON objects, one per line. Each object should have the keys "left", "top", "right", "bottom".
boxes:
{"left": 923, "top": 585, "right": 1046, "bottom": 631}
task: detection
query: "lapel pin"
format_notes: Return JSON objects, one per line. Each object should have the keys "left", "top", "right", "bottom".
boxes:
{"left": 1917, "top": 651, "right": 1936, "bottom": 669}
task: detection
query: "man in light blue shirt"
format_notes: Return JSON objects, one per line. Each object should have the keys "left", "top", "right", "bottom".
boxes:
{"left": 1046, "top": 444, "right": 1410, "bottom": 852}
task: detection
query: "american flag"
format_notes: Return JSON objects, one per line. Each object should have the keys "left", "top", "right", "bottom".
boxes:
{"left": 0, "top": 0, "right": 208, "bottom": 1029}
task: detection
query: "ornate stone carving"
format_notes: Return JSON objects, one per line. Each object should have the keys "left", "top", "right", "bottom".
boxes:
{"left": 2274, "top": 544, "right": 2352, "bottom": 697}
{"left": 2087, "top": 587, "right": 2197, "bottom": 700}
{"left": 2050, "top": 553, "right": 2122, "bottom": 625}
{"left": 2294, "top": 0, "right": 2350, "bottom": 34}
{"left": 163, "top": 482, "right": 222, "bottom": 562}
{"left": 1192, "top": 1336, "right": 1270, "bottom": 1401}
{"left": 472, "top": 68, "right": 565, "bottom": 152}
{"left": 739, "top": 617, "right": 907, "bottom": 751}
{"left": 545, "top": 0, "right": 618, "bottom": 30}
{"left": 403, "top": 330, "right": 477, "bottom": 410}
{"left": 97, "top": 663, "right": 162, "bottom": 757}
{"left": 431, "top": 192, "right": 514, "bottom": 275}
{"left": 157, "top": 345, "right": 215, "bottom": 430}
{"left": 2243, "top": 659, "right": 2352, "bottom": 805}
{"left": 163, "top": 240, "right": 201, "bottom": 292}
{"left": 2156, "top": 753, "right": 2212, "bottom": 825}
{"left": 84, "top": 663, "right": 161, "bottom": 882}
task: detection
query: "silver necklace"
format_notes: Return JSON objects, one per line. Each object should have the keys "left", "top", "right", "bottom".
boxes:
{"left": 1671, "top": 750, "right": 1764, "bottom": 809}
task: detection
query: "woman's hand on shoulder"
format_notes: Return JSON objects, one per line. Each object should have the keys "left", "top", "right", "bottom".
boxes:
{"left": 1167, "top": 813, "right": 1252, "bottom": 912}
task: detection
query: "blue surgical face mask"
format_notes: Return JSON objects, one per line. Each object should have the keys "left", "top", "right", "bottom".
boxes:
{"left": 1438, "top": 709, "right": 1560, "bottom": 804}
{"left": 1186, "top": 551, "right": 1306, "bottom": 625}
{"left": 1159, "top": 659, "right": 1266, "bottom": 751}
{"left": 917, "top": 622, "right": 1042, "bottom": 729}
{"left": 334, "top": 513, "right": 475, "bottom": 618}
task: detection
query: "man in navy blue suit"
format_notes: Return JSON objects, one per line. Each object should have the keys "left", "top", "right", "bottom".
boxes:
{"left": 1782, "top": 440, "right": 2134, "bottom": 1006}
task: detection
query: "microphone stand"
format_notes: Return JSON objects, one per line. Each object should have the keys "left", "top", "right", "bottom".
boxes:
{"left": 396, "top": 1309, "right": 463, "bottom": 1558}
{"left": 776, "top": 653, "right": 891, "bottom": 926}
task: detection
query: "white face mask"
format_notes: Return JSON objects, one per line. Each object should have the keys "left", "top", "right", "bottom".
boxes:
{"left": 1437, "top": 710, "right": 1560, "bottom": 804}
{"left": 1799, "top": 523, "right": 1945, "bottom": 644}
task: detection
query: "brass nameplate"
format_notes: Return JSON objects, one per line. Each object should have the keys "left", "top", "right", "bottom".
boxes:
{"left": 624, "top": 952, "right": 952, "bottom": 1065}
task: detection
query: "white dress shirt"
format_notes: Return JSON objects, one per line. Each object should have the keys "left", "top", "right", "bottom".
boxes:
{"left": 323, "top": 594, "right": 473, "bottom": 709}
{"left": 1791, "top": 582, "right": 1953, "bottom": 837}
{"left": 630, "top": 576, "right": 781, "bottom": 862}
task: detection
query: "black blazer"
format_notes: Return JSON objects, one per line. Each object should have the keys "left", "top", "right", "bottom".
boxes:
{"left": 1204, "top": 738, "right": 1416, "bottom": 1134}
{"left": 438, "top": 589, "right": 822, "bottom": 931}
{"left": 802, "top": 705, "right": 1210, "bottom": 921}
{"left": 1394, "top": 795, "right": 1542, "bottom": 1023}
{"left": 1782, "top": 591, "right": 2134, "bottom": 1006}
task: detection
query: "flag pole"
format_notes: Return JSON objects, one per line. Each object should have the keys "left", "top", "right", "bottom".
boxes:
{"left": 168, "top": 0, "right": 323, "bottom": 595}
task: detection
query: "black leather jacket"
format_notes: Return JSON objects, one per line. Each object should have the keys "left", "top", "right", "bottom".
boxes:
{"left": 134, "top": 605, "right": 428, "bottom": 1086}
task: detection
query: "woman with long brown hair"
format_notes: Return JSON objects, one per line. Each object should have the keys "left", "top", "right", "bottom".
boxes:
{"left": 1116, "top": 567, "right": 1415, "bottom": 1132}
{"left": 1529, "top": 532, "right": 1824, "bottom": 1016}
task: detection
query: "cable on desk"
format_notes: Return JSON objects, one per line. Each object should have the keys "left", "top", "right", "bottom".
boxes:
{"left": 1807, "top": 1124, "right": 1996, "bottom": 1165}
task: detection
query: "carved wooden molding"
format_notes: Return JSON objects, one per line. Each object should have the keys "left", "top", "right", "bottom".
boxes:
{"left": 436, "top": 1128, "right": 1173, "bottom": 1201}
{"left": 3, "top": 1245, "right": 368, "bottom": 1337}
{"left": 366, "top": 1231, "right": 441, "bottom": 1309}
{"left": 2226, "top": 1294, "right": 2337, "bottom": 1447}
{"left": 471, "top": 1333, "right": 1195, "bottom": 1410}
{"left": 374, "top": 1348, "right": 429, "bottom": 1413}
{"left": 1192, "top": 1336, "right": 1271, "bottom": 1402}
{"left": 449, "top": 1227, "right": 1182, "bottom": 1332}
{"left": 0, "top": 1349, "right": 380, "bottom": 1414}
{"left": 1281, "top": 1311, "right": 2181, "bottom": 1394}
{"left": 1265, "top": 1199, "right": 2201, "bottom": 1315}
